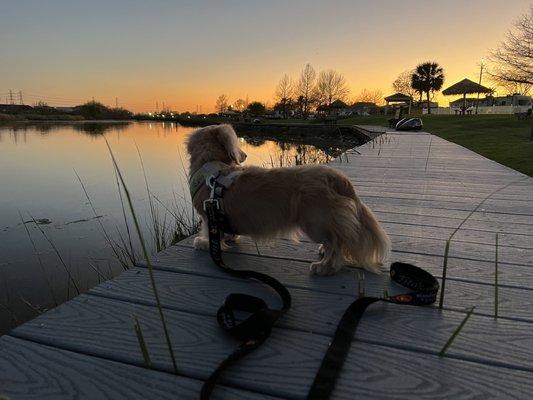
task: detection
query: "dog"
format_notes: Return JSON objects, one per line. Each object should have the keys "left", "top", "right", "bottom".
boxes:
{"left": 186, "top": 124, "right": 390, "bottom": 276}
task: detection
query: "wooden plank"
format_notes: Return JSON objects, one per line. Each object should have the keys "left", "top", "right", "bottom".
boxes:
{"left": 382, "top": 223, "right": 533, "bottom": 249}
{"left": 0, "top": 335, "right": 277, "bottom": 400}
{"left": 178, "top": 231, "right": 533, "bottom": 270}
{"left": 175, "top": 237, "right": 533, "bottom": 289}
{"left": 88, "top": 267, "right": 533, "bottom": 372}
{"left": 361, "top": 196, "right": 533, "bottom": 217}
{"left": 148, "top": 246, "right": 533, "bottom": 322}
{"left": 374, "top": 210, "right": 533, "bottom": 236}
{"left": 10, "top": 294, "right": 533, "bottom": 399}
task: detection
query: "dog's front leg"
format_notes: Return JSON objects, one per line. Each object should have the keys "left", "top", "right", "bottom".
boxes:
{"left": 193, "top": 217, "right": 210, "bottom": 251}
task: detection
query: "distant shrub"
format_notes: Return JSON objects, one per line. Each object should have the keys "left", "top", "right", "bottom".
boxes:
{"left": 73, "top": 101, "right": 133, "bottom": 120}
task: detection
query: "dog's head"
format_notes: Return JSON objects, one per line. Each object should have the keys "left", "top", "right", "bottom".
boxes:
{"left": 187, "top": 124, "right": 247, "bottom": 168}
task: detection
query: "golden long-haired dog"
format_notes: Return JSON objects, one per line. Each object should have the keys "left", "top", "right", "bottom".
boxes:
{"left": 187, "top": 124, "right": 390, "bottom": 275}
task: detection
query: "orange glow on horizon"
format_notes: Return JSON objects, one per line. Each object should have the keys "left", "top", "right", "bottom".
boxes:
{"left": 2, "top": 1, "right": 529, "bottom": 113}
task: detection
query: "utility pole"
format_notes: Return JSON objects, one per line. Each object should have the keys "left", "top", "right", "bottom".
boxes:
{"left": 162, "top": 101, "right": 165, "bottom": 111}
{"left": 156, "top": 101, "right": 159, "bottom": 112}
{"left": 8, "top": 90, "right": 14, "bottom": 105}
{"left": 475, "top": 59, "right": 484, "bottom": 115}
{"left": 115, "top": 97, "right": 119, "bottom": 108}
{"left": 19, "top": 91, "right": 23, "bottom": 105}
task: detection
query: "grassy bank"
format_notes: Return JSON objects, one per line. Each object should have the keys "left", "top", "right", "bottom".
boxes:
{"left": 340, "top": 114, "right": 533, "bottom": 176}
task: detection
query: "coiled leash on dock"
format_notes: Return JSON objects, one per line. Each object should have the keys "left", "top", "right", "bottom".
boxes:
{"left": 199, "top": 175, "right": 439, "bottom": 400}
{"left": 200, "top": 176, "right": 292, "bottom": 400}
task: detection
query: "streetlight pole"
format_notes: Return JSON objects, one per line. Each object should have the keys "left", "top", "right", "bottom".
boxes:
{"left": 475, "top": 59, "right": 484, "bottom": 115}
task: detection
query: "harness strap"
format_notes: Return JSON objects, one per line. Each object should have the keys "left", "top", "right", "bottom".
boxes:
{"left": 200, "top": 197, "right": 291, "bottom": 400}
{"left": 307, "top": 262, "right": 439, "bottom": 400}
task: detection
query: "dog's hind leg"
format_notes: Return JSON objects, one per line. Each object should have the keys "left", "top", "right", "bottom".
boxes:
{"left": 310, "top": 242, "right": 343, "bottom": 276}
{"left": 193, "top": 218, "right": 210, "bottom": 251}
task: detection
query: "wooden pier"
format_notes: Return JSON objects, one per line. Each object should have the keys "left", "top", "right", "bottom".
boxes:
{"left": 2, "top": 129, "right": 533, "bottom": 399}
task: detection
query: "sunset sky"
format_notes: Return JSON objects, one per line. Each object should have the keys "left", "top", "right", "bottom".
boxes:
{"left": 1, "top": 0, "right": 531, "bottom": 113}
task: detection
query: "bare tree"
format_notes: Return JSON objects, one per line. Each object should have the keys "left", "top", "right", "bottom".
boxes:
{"left": 489, "top": 6, "right": 533, "bottom": 87}
{"left": 392, "top": 70, "right": 418, "bottom": 99}
{"left": 354, "top": 88, "right": 384, "bottom": 105}
{"left": 489, "top": 6, "right": 533, "bottom": 140}
{"left": 233, "top": 98, "right": 246, "bottom": 111}
{"left": 296, "top": 63, "right": 317, "bottom": 118}
{"left": 215, "top": 94, "right": 228, "bottom": 113}
{"left": 275, "top": 74, "right": 294, "bottom": 118}
{"left": 315, "top": 69, "right": 350, "bottom": 106}
{"left": 498, "top": 81, "right": 532, "bottom": 96}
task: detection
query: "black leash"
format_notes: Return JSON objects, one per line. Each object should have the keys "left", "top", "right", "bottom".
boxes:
{"left": 307, "top": 262, "right": 439, "bottom": 400}
{"left": 200, "top": 195, "right": 291, "bottom": 400}
{"left": 199, "top": 178, "right": 438, "bottom": 399}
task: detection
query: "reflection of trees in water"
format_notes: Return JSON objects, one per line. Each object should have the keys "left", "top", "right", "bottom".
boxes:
{"left": 265, "top": 142, "right": 333, "bottom": 167}
{"left": 0, "top": 122, "right": 132, "bottom": 141}
{"left": 72, "top": 122, "right": 131, "bottom": 136}
{"left": 241, "top": 133, "right": 354, "bottom": 168}
{"left": 242, "top": 135, "right": 266, "bottom": 147}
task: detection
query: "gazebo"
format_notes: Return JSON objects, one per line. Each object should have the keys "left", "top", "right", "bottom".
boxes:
{"left": 384, "top": 93, "right": 413, "bottom": 115}
{"left": 442, "top": 78, "right": 492, "bottom": 115}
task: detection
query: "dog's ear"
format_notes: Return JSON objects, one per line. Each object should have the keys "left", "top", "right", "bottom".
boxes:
{"left": 217, "top": 125, "right": 243, "bottom": 164}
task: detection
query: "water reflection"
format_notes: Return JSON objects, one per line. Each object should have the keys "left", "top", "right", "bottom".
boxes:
{"left": 0, "top": 121, "right": 351, "bottom": 334}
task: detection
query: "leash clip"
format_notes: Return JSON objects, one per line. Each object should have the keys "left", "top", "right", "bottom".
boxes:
{"left": 203, "top": 198, "right": 220, "bottom": 212}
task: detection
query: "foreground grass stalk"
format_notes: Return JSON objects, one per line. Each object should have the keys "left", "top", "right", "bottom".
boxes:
{"left": 494, "top": 233, "right": 499, "bottom": 319}
{"left": 106, "top": 140, "right": 179, "bottom": 374}
{"left": 74, "top": 169, "right": 130, "bottom": 269}
{"left": 438, "top": 239, "right": 451, "bottom": 309}
{"left": 19, "top": 212, "right": 58, "bottom": 306}
{"left": 29, "top": 215, "right": 80, "bottom": 296}
{"left": 438, "top": 306, "right": 475, "bottom": 357}
{"left": 134, "top": 316, "right": 152, "bottom": 369}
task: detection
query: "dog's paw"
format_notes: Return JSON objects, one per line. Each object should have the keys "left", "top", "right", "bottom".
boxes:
{"left": 193, "top": 236, "right": 209, "bottom": 251}
{"left": 310, "top": 261, "right": 337, "bottom": 276}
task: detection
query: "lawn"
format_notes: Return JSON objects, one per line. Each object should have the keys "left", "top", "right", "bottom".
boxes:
{"left": 340, "top": 114, "right": 533, "bottom": 176}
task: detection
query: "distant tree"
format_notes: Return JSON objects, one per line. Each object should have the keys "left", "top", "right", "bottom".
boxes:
{"left": 275, "top": 74, "right": 294, "bottom": 118}
{"left": 354, "top": 88, "right": 384, "bottom": 105}
{"left": 74, "top": 101, "right": 132, "bottom": 120}
{"left": 233, "top": 98, "right": 246, "bottom": 111}
{"left": 215, "top": 94, "right": 228, "bottom": 113}
{"left": 411, "top": 62, "right": 445, "bottom": 114}
{"left": 489, "top": 6, "right": 533, "bottom": 141}
{"left": 489, "top": 6, "right": 532, "bottom": 92}
{"left": 392, "top": 70, "right": 418, "bottom": 99}
{"left": 246, "top": 101, "right": 266, "bottom": 115}
{"left": 316, "top": 69, "right": 350, "bottom": 106}
{"left": 498, "top": 81, "right": 531, "bottom": 96}
{"left": 296, "top": 63, "right": 317, "bottom": 118}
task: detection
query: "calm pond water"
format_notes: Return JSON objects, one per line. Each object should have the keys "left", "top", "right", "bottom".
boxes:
{"left": 0, "top": 121, "right": 344, "bottom": 334}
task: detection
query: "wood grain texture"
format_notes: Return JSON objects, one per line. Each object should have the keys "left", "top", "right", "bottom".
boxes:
{"left": 9, "top": 294, "right": 533, "bottom": 399}
{"left": 147, "top": 245, "right": 533, "bottom": 322}
{"left": 0, "top": 335, "right": 278, "bottom": 400}
{"left": 176, "top": 236, "right": 533, "bottom": 289}
{"left": 88, "top": 267, "right": 533, "bottom": 372}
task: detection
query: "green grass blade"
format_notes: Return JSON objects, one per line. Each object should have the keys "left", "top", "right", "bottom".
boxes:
{"left": 134, "top": 316, "right": 152, "bottom": 368}
{"left": 438, "top": 306, "right": 475, "bottom": 357}
{"left": 105, "top": 139, "right": 179, "bottom": 374}
{"left": 438, "top": 239, "right": 450, "bottom": 309}
{"left": 495, "top": 233, "right": 499, "bottom": 319}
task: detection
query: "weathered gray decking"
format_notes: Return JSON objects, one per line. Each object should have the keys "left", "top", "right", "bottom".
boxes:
{"left": 2, "top": 130, "right": 533, "bottom": 399}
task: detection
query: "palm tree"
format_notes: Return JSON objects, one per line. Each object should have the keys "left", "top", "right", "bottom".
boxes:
{"left": 411, "top": 62, "right": 445, "bottom": 114}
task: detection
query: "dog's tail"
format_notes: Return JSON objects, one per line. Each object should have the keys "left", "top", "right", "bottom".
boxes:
{"left": 329, "top": 175, "right": 391, "bottom": 273}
